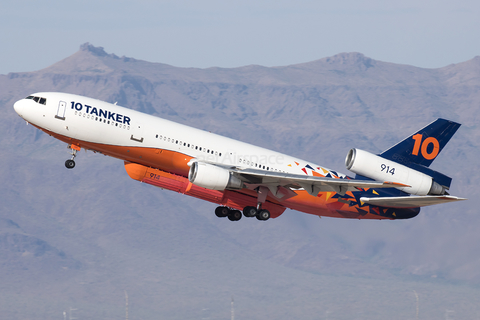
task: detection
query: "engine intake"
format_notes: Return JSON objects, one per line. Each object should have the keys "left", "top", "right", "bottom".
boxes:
{"left": 345, "top": 148, "right": 446, "bottom": 196}
{"left": 188, "top": 162, "right": 243, "bottom": 191}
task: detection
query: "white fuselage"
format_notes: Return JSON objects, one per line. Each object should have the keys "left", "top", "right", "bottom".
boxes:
{"left": 14, "top": 92, "right": 343, "bottom": 178}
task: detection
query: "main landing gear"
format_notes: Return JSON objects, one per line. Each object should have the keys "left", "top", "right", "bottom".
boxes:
{"left": 65, "top": 144, "right": 80, "bottom": 169}
{"left": 214, "top": 205, "right": 271, "bottom": 221}
{"left": 214, "top": 186, "right": 272, "bottom": 221}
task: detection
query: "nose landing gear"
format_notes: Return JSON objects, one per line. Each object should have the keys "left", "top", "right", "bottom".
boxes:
{"left": 65, "top": 144, "right": 81, "bottom": 169}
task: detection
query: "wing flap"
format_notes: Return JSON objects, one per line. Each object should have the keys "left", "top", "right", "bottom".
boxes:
{"left": 360, "top": 195, "right": 467, "bottom": 208}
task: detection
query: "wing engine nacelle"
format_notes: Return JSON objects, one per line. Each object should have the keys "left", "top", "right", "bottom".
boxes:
{"left": 345, "top": 148, "right": 446, "bottom": 196}
{"left": 188, "top": 162, "right": 243, "bottom": 191}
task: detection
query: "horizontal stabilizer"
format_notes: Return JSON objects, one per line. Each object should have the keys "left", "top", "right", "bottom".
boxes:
{"left": 360, "top": 195, "right": 467, "bottom": 208}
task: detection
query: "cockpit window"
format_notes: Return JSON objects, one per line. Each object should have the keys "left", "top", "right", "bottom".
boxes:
{"left": 26, "top": 95, "right": 47, "bottom": 105}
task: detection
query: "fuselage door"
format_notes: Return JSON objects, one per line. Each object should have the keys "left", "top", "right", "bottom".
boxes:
{"left": 55, "top": 101, "right": 67, "bottom": 120}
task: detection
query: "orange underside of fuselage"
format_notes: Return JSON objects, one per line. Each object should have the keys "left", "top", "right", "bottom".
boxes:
{"left": 39, "top": 126, "right": 392, "bottom": 220}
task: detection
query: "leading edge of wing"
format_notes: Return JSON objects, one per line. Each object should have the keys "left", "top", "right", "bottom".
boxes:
{"left": 360, "top": 195, "right": 467, "bottom": 208}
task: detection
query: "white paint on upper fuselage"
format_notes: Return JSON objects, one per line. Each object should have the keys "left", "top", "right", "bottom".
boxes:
{"left": 14, "top": 92, "right": 346, "bottom": 177}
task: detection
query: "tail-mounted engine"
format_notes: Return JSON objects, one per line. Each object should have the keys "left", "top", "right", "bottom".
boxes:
{"left": 345, "top": 148, "right": 446, "bottom": 196}
{"left": 188, "top": 162, "right": 243, "bottom": 191}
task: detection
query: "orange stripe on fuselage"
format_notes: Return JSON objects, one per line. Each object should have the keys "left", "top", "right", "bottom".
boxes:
{"left": 37, "top": 125, "right": 391, "bottom": 220}
{"left": 37, "top": 125, "right": 192, "bottom": 177}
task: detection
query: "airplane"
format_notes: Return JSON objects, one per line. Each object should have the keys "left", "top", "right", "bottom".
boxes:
{"left": 13, "top": 92, "right": 466, "bottom": 221}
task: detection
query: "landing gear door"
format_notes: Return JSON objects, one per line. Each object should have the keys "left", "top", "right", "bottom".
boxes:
{"left": 55, "top": 101, "right": 67, "bottom": 120}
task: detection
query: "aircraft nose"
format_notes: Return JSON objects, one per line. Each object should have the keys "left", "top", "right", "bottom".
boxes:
{"left": 13, "top": 99, "right": 25, "bottom": 117}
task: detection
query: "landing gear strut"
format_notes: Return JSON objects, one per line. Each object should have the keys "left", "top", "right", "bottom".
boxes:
{"left": 253, "top": 186, "right": 271, "bottom": 221}
{"left": 241, "top": 205, "right": 270, "bottom": 220}
{"left": 213, "top": 186, "right": 272, "bottom": 221}
{"left": 65, "top": 144, "right": 80, "bottom": 169}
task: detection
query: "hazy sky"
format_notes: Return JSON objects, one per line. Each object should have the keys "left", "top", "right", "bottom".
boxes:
{"left": 1, "top": 0, "right": 479, "bottom": 74}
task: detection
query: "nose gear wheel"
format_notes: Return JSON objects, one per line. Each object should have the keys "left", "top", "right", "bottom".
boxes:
{"left": 65, "top": 144, "right": 80, "bottom": 169}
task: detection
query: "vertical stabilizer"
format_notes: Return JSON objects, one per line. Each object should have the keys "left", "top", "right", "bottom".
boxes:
{"left": 380, "top": 118, "right": 460, "bottom": 167}
{"left": 379, "top": 118, "right": 460, "bottom": 188}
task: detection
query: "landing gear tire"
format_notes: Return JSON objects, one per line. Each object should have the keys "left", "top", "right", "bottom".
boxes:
{"left": 65, "top": 159, "right": 76, "bottom": 169}
{"left": 228, "top": 210, "right": 242, "bottom": 221}
{"left": 243, "top": 206, "right": 257, "bottom": 217}
{"left": 256, "top": 209, "right": 270, "bottom": 221}
{"left": 215, "top": 206, "right": 229, "bottom": 218}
